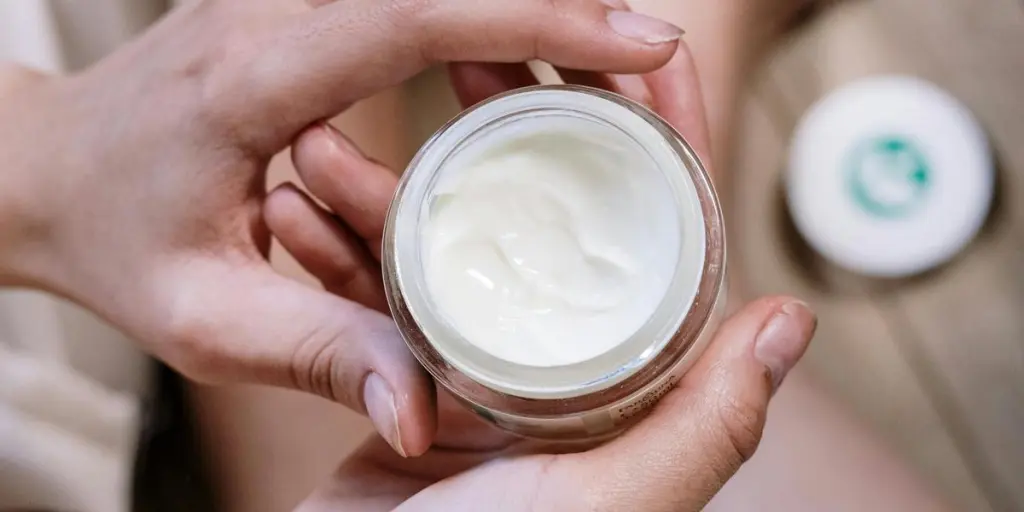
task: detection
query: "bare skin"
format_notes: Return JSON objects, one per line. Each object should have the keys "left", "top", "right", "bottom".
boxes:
{"left": 196, "top": 1, "right": 949, "bottom": 510}
{"left": 0, "top": 0, "right": 818, "bottom": 510}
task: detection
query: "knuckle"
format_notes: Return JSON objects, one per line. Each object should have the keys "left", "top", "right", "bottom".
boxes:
{"left": 322, "top": 258, "right": 365, "bottom": 291}
{"left": 186, "top": 42, "right": 250, "bottom": 132}
{"left": 172, "top": 3, "right": 242, "bottom": 89}
{"left": 384, "top": 0, "right": 445, "bottom": 63}
{"left": 263, "top": 187, "right": 308, "bottom": 232}
{"left": 715, "top": 395, "right": 766, "bottom": 464}
{"left": 523, "top": 0, "right": 571, "bottom": 60}
{"left": 170, "top": 5, "right": 269, "bottom": 148}
{"left": 288, "top": 322, "right": 354, "bottom": 405}
{"left": 386, "top": 0, "right": 564, "bottom": 63}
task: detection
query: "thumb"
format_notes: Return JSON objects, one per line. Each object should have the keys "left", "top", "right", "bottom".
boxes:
{"left": 558, "top": 296, "right": 816, "bottom": 511}
{"left": 154, "top": 258, "right": 436, "bottom": 457}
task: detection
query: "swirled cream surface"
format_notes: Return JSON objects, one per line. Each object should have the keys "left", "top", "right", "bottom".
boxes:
{"left": 422, "top": 122, "right": 680, "bottom": 367}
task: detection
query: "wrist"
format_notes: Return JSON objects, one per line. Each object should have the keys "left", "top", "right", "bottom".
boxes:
{"left": 0, "top": 197, "right": 51, "bottom": 288}
{"left": 0, "top": 64, "right": 64, "bottom": 290}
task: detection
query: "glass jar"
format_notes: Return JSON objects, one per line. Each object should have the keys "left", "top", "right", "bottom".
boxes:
{"left": 383, "top": 85, "right": 726, "bottom": 440}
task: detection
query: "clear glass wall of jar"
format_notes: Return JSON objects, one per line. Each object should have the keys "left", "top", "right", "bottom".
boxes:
{"left": 383, "top": 85, "right": 726, "bottom": 440}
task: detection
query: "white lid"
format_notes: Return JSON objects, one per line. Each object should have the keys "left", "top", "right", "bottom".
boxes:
{"left": 786, "top": 75, "right": 994, "bottom": 278}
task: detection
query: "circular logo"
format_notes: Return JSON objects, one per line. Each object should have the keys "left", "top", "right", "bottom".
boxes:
{"left": 845, "top": 135, "right": 932, "bottom": 218}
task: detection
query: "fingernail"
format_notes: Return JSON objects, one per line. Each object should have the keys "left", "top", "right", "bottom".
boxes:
{"left": 363, "top": 373, "right": 406, "bottom": 457}
{"left": 319, "top": 121, "right": 365, "bottom": 158}
{"left": 606, "top": 10, "right": 684, "bottom": 45}
{"left": 754, "top": 301, "right": 816, "bottom": 392}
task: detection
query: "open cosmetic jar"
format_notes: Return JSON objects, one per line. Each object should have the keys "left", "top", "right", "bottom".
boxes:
{"left": 383, "top": 85, "right": 726, "bottom": 440}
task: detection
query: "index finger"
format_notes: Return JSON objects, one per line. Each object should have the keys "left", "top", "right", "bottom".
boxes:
{"left": 250, "top": 0, "right": 683, "bottom": 135}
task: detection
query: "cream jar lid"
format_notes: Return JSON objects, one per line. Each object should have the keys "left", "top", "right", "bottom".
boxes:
{"left": 786, "top": 76, "right": 994, "bottom": 278}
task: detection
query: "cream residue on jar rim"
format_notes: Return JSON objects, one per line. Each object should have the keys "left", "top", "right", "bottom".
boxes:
{"left": 422, "top": 122, "right": 681, "bottom": 367}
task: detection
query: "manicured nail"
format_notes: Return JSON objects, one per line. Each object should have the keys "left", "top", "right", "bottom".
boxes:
{"left": 319, "top": 121, "right": 365, "bottom": 158}
{"left": 754, "top": 301, "right": 817, "bottom": 392}
{"left": 606, "top": 10, "right": 684, "bottom": 45}
{"left": 363, "top": 373, "right": 406, "bottom": 457}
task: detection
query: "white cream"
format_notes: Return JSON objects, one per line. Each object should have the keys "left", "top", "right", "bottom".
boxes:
{"left": 422, "top": 124, "right": 680, "bottom": 367}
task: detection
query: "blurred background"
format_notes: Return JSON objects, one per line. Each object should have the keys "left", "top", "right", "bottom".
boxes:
{"left": 0, "top": 0, "right": 1021, "bottom": 511}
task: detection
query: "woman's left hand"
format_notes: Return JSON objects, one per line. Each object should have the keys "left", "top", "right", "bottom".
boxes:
{"left": 0, "top": 0, "right": 687, "bottom": 457}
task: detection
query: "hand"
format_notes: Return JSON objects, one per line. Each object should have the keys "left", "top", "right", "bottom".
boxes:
{"left": 268, "top": 44, "right": 816, "bottom": 510}
{"left": 0, "top": 0, "right": 686, "bottom": 456}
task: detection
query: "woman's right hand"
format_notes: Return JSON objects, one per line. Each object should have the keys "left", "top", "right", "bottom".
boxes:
{"left": 268, "top": 40, "right": 816, "bottom": 510}
{"left": 0, "top": 0, "right": 684, "bottom": 456}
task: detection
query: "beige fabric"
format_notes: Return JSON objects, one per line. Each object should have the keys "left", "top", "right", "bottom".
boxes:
{"left": 0, "top": 1, "right": 168, "bottom": 510}
{"left": 0, "top": 0, "right": 63, "bottom": 72}
{"left": 0, "top": 344, "right": 139, "bottom": 511}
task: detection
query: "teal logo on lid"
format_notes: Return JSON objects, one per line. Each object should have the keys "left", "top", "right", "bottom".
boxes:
{"left": 845, "top": 135, "right": 932, "bottom": 218}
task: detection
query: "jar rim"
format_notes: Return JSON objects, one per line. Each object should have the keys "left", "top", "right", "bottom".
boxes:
{"left": 383, "top": 84, "right": 726, "bottom": 416}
